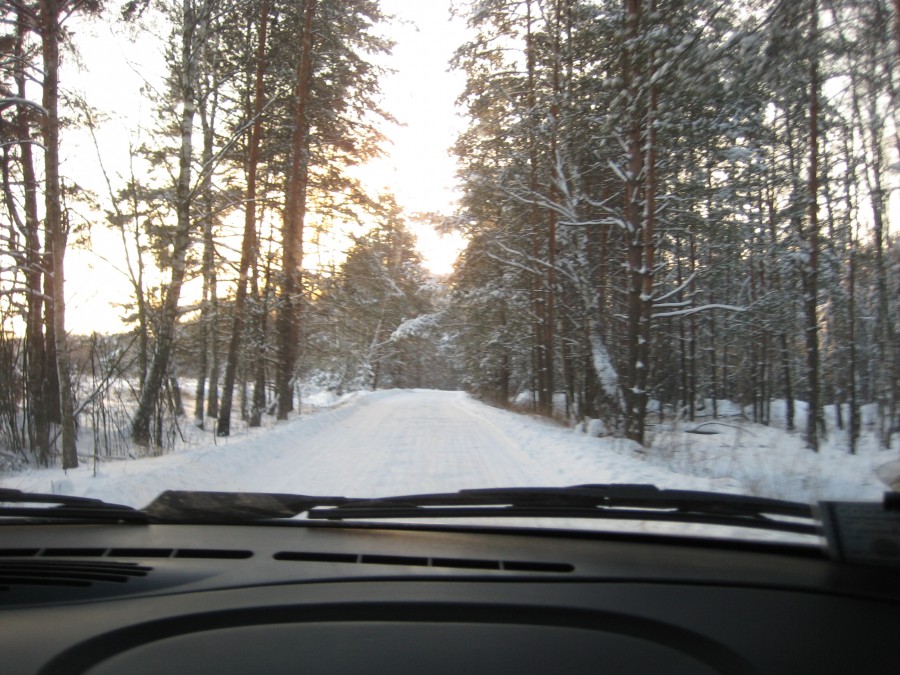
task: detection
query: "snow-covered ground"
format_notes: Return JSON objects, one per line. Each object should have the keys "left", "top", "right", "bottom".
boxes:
{"left": 2, "top": 389, "right": 893, "bottom": 515}
{"left": 640, "top": 399, "right": 895, "bottom": 503}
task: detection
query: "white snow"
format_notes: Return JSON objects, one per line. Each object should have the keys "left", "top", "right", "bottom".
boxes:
{"left": 2, "top": 390, "right": 719, "bottom": 504}
{"left": 390, "top": 313, "right": 439, "bottom": 341}
{"left": 589, "top": 326, "right": 621, "bottom": 401}
{"left": 1, "top": 389, "right": 894, "bottom": 540}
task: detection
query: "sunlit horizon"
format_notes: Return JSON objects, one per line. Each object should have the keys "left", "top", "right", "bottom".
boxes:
{"left": 61, "top": 0, "right": 469, "bottom": 335}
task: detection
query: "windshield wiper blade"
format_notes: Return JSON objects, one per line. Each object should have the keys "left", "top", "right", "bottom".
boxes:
{"left": 0, "top": 489, "right": 349, "bottom": 525}
{"left": 141, "top": 490, "right": 349, "bottom": 523}
{"left": 305, "top": 484, "right": 817, "bottom": 535}
{"left": 0, "top": 486, "right": 816, "bottom": 534}
{"left": 0, "top": 488, "right": 150, "bottom": 524}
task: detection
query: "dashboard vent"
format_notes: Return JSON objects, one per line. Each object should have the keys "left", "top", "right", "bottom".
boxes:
{"left": 274, "top": 551, "right": 574, "bottom": 573}
{"left": 0, "top": 551, "right": 212, "bottom": 606}
{"left": 0, "top": 547, "right": 253, "bottom": 560}
{"left": 0, "top": 559, "right": 151, "bottom": 590}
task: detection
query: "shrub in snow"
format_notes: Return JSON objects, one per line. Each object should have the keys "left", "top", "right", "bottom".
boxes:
{"left": 587, "top": 419, "right": 607, "bottom": 437}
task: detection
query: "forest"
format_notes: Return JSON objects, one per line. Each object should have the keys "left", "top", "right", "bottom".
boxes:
{"left": 0, "top": 0, "right": 898, "bottom": 471}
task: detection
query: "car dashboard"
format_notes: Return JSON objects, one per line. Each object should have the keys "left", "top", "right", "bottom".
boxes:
{"left": 2, "top": 519, "right": 899, "bottom": 674}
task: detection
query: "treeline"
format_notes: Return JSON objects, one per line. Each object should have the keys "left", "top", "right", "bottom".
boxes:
{"left": 1, "top": 0, "right": 898, "bottom": 471}
{"left": 448, "top": 0, "right": 899, "bottom": 451}
{"left": 1, "top": 0, "right": 453, "bottom": 468}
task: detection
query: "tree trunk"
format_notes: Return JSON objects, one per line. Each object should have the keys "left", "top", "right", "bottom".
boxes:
{"left": 637, "top": 19, "right": 657, "bottom": 442}
{"left": 121, "top": 172, "right": 150, "bottom": 391}
{"left": 894, "top": 0, "right": 900, "bottom": 65}
{"left": 194, "top": 304, "right": 209, "bottom": 427}
{"left": 688, "top": 231, "right": 697, "bottom": 420}
{"left": 250, "top": 247, "right": 273, "bottom": 425}
{"left": 848, "top": 241, "right": 860, "bottom": 453}
{"left": 523, "top": 0, "right": 549, "bottom": 415}
{"left": 194, "top": 110, "right": 215, "bottom": 428}
{"left": 621, "top": 0, "right": 649, "bottom": 445}
{"left": 803, "top": 0, "right": 822, "bottom": 451}
{"left": 219, "top": 0, "right": 269, "bottom": 436}
{"left": 194, "top": 253, "right": 210, "bottom": 428}
{"left": 39, "top": 0, "right": 77, "bottom": 468}
{"left": 132, "top": 0, "right": 205, "bottom": 446}
{"left": 12, "top": 8, "right": 51, "bottom": 463}
{"left": 542, "top": 0, "right": 562, "bottom": 419}
{"left": 276, "top": 0, "right": 317, "bottom": 420}
{"left": 199, "top": 77, "right": 219, "bottom": 423}
{"left": 206, "top": 322, "right": 219, "bottom": 418}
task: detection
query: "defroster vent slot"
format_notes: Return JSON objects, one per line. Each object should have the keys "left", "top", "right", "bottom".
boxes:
{"left": 275, "top": 551, "right": 573, "bottom": 573}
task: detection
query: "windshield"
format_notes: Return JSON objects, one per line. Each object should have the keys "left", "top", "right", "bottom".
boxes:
{"left": 0, "top": 0, "right": 897, "bottom": 541}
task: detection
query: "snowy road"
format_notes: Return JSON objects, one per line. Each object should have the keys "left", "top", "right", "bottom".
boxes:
{"left": 261, "top": 389, "right": 549, "bottom": 495}
{"left": 2, "top": 389, "right": 731, "bottom": 509}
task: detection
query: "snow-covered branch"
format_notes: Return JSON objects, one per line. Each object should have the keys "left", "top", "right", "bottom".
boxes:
{"left": 390, "top": 313, "right": 440, "bottom": 342}
{"left": 653, "top": 304, "right": 746, "bottom": 319}
{"left": 0, "top": 96, "right": 47, "bottom": 116}
{"left": 654, "top": 270, "right": 698, "bottom": 303}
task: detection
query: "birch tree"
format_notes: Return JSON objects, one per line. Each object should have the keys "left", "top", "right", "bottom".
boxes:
{"left": 131, "top": 0, "right": 209, "bottom": 446}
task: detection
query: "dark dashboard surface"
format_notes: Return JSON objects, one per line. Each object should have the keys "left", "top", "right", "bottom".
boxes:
{"left": 2, "top": 521, "right": 899, "bottom": 674}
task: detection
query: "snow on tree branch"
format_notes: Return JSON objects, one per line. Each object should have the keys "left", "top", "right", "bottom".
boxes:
{"left": 390, "top": 313, "right": 440, "bottom": 342}
{"left": 652, "top": 304, "right": 746, "bottom": 319}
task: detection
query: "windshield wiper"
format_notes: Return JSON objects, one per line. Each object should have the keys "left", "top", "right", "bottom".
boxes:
{"left": 0, "top": 488, "right": 150, "bottom": 524}
{"left": 304, "top": 484, "right": 817, "bottom": 536}
{"left": 10, "top": 485, "right": 813, "bottom": 535}
{"left": 0, "top": 489, "right": 348, "bottom": 525}
{"left": 141, "top": 490, "right": 349, "bottom": 523}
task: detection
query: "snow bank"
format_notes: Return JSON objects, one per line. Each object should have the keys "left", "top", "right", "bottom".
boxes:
{"left": 1, "top": 390, "right": 889, "bottom": 530}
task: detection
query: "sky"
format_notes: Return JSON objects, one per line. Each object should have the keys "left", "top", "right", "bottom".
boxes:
{"left": 61, "top": 0, "right": 470, "bottom": 334}
{"left": 354, "top": 0, "right": 470, "bottom": 272}
{"left": 360, "top": 0, "right": 469, "bottom": 214}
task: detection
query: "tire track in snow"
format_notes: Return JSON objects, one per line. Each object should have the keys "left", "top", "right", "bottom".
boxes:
{"left": 243, "top": 389, "right": 549, "bottom": 497}
{"left": 4, "top": 389, "right": 727, "bottom": 513}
